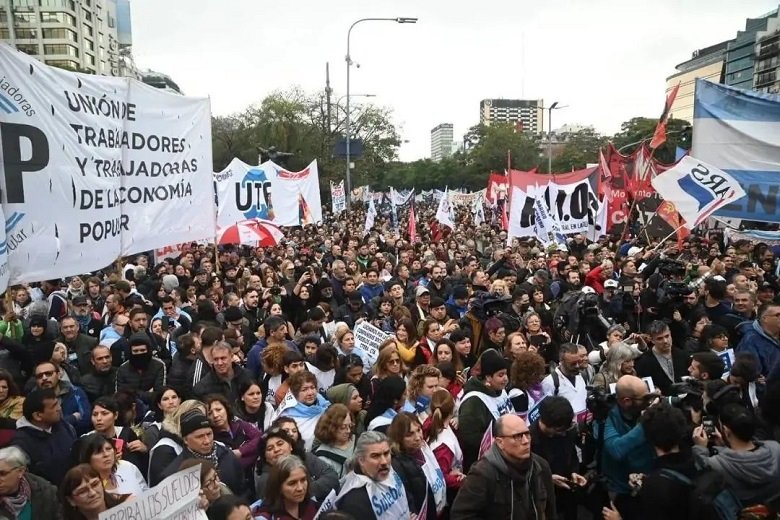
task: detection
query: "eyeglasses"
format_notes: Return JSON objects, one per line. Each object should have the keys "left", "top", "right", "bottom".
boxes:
{"left": 204, "top": 474, "right": 220, "bottom": 488}
{"left": 72, "top": 478, "right": 103, "bottom": 498}
{"left": 498, "top": 431, "right": 531, "bottom": 441}
{"left": 0, "top": 466, "right": 21, "bottom": 478}
{"left": 387, "top": 359, "right": 401, "bottom": 366}
{"left": 35, "top": 370, "right": 55, "bottom": 380}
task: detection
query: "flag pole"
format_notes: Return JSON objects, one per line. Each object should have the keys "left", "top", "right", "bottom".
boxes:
{"left": 651, "top": 223, "right": 688, "bottom": 252}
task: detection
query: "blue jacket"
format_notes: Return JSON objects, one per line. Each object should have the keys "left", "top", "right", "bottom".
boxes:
{"left": 359, "top": 283, "right": 384, "bottom": 304}
{"left": 736, "top": 320, "right": 780, "bottom": 377}
{"left": 57, "top": 380, "right": 92, "bottom": 434}
{"left": 595, "top": 405, "right": 656, "bottom": 495}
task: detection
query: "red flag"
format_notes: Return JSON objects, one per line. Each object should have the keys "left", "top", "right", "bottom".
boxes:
{"left": 408, "top": 203, "right": 417, "bottom": 243}
{"left": 656, "top": 201, "right": 690, "bottom": 246}
{"left": 649, "top": 82, "right": 680, "bottom": 149}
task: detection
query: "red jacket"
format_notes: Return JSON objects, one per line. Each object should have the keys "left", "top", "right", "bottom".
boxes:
{"left": 585, "top": 265, "right": 606, "bottom": 295}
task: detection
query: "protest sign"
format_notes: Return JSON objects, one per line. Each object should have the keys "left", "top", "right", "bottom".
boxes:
{"left": 312, "top": 489, "right": 337, "bottom": 520}
{"left": 331, "top": 180, "right": 346, "bottom": 214}
{"left": 0, "top": 44, "right": 214, "bottom": 283}
{"left": 271, "top": 160, "right": 323, "bottom": 226}
{"left": 99, "top": 464, "right": 201, "bottom": 520}
{"left": 214, "top": 158, "right": 276, "bottom": 230}
{"left": 353, "top": 321, "right": 391, "bottom": 365}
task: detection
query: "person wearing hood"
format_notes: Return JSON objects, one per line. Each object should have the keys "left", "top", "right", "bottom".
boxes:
{"left": 457, "top": 350, "right": 514, "bottom": 472}
{"left": 12, "top": 388, "right": 77, "bottom": 485}
{"left": 160, "top": 410, "right": 245, "bottom": 496}
{"left": 0, "top": 314, "right": 56, "bottom": 381}
{"left": 32, "top": 360, "right": 91, "bottom": 434}
{"left": 451, "top": 414, "right": 556, "bottom": 520}
{"left": 446, "top": 285, "right": 469, "bottom": 320}
{"left": 692, "top": 402, "right": 780, "bottom": 506}
{"left": 115, "top": 333, "right": 167, "bottom": 406}
{"left": 326, "top": 382, "right": 367, "bottom": 436}
{"left": 736, "top": 302, "right": 780, "bottom": 378}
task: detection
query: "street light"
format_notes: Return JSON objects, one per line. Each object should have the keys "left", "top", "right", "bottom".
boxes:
{"left": 335, "top": 94, "right": 375, "bottom": 128}
{"left": 546, "top": 101, "right": 566, "bottom": 174}
{"left": 345, "top": 16, "right": 417, "bottom": 205}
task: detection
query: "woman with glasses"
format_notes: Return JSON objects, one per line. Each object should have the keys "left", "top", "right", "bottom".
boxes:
{"left": 700, "top": 323, "right": 731, "bottom": 354}
{"left": 325, "top": 383, "right": 366, "bottom": 437}
{"left": 387, "top": 412, "right": 445, "bottom": 520}
{"left": 60, "top": 464, "right": 131, "bottom": 520}
{"left": 77, "top": 433, "right": 148, "bottom": 496}
{"left": 370, "top": 344, "right": 404, "bottom": 399}
{"left": 178, "top": 459, "right": 232, "bottom": 516}
{"left": 253, "top": 428, "right": 338, "bottom": 503}
{"left": 312, "top": 404, "right": 355, "bottom": 478}
{"left": 0, "top": 446, "right": 58, "bottom": 519}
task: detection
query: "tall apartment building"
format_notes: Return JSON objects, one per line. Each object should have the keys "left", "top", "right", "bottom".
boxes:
{"left": 430, "top": 123, "right": 454, "bottom": 162}
{"left": 754, "top": 13, "right": 780, "bottom": 94}
{"left": 0, "top": 0, "right": 137, "bottom": 77}
{"left": 665, "top": 41, "right": 729, "bottom": 123}
{"left": 479, "top": 98, "right": 544, "bottom": 134}
{"left": 724, "top": 7, "right": 779, "bottom": 90}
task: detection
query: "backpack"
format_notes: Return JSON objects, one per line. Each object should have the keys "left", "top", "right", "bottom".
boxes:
{"left": 659, "top": 469, "right": 742, "bottom": 520}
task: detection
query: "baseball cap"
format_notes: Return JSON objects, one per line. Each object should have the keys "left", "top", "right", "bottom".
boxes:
{"left": 604, "top": 279, "right": 619, "bottom": 289}
{"left": 627, "top": 246, "right": 644, "bottom": 257}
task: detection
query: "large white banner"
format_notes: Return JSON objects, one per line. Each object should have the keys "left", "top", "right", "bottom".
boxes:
{"left": 214, "top": 158, "right": 277, "bottom": 230}
{"left": 99, "top": 465, "right": 201, "bottom": 520}
{"left": 0, "top": 44, "right": 214, "bottom": 283}
{"left": 271, "top": 160, "right": 323, "bottom": 226}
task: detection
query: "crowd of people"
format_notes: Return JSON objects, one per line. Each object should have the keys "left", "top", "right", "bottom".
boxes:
{"left": 0, "top": 201, "right": 779, "bottom": 520}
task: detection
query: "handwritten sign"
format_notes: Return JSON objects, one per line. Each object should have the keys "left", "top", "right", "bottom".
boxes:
{"left": 99, "top": 464, "right": 201, "bottom": 520}
{"left": 354, "top": 321, "right": 391, "bottom": 365}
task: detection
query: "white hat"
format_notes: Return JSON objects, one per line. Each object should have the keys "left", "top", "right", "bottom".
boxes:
{"left": 627, "top": 246, "right": 644, "bottom": 257}
{"left": 581, "top": 286, "right": 596, "bottom": 294}
{"left": 604, "top": 279, "right": 619, "bottom": 289}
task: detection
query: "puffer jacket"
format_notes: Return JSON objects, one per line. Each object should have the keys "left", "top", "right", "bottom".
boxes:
{"left": 115, "top": 357, "right": 166, "bottom": 404}
{"left": 450, "top": 443, "right": 556, "bottom": 520}
{"left": 736, "top": 320, "right": 780, "bottom": 377}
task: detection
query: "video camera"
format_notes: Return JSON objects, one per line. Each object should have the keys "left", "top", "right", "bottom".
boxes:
{"left": 586, "top": 385, "right": 616, "bottom": 422}
{"left": 664, "top": 378, "right": 704, "bottom": 411}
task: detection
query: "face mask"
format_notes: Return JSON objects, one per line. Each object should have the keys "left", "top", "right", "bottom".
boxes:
{"left": 129, "top": 350, "right": 152, "bottom": 370}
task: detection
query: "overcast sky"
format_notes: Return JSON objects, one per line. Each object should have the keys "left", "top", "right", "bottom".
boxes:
{"left": 131, "top": 0, "right": 779, "bottom": 162}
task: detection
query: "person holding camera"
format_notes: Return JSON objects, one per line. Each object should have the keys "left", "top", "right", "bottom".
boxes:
{"left": 594, "top": 375, "right": 656, "bottom": 519}
{"left": 692, "top": 403, "right": 780, "bottom": 507}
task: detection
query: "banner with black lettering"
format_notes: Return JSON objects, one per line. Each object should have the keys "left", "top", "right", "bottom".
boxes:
{"left": 214, "top": 158, "right": 277, "bottom": 230}
{"left": 0, "top": 44, "right": 214, "bottom": 283}
{"left": 507, "top": 168, "right": 599, "bottom": 241}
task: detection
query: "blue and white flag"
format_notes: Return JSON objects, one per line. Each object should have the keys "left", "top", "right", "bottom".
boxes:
{"left": 693, "top": 79, "right": 780, "bottom": 223}
{"left": 651, "top": 156, "right": 746, "bottom": 229}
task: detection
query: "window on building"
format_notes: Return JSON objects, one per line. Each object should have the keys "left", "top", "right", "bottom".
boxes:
{"left": 44, "top": 59, "right": 79, "bottom": 70}
{"left": 0, "top": 29, "right": 9, "bottom": 39}
{"left": 38, "top": 0, "right": 71, "bottom": 8}
{"left": 84, "top": 38, "right": 94, "bottom": 51}
{"left": 14, "top": 12, "right": 37, "bottom": 23}
{"left": 44, "top": 44, "right": 79, "bottom": 58}
{"left": 40, "top": 12, "right": 76, "bottom": 25}
{"left": 12, "top": 0, "right": 36, "bottom": 7}
{"left": 82, "top": 9, "right": 91, "bottom": 21}
{"left": 85, "top": 53, "right": 95, "bottom": 66}
{"left": 15, "top": 44, "right": 38, "bottom": 55}
{"left": 107, "top": 15, "right": 115, "bottom": 28}
{"left": 0, "top": 10, "right": 7, "bottom": 22}
{"left": 42, "top": 28, "right": 78, "bottom": 41}
{"left": 83, "top": 24, "right": 93, "bottom": 36}
{"left": 15, "top": 28, "right": 38, "bottom": 39}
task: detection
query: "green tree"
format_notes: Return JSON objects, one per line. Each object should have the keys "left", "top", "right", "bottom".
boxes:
{"left": 464, "top": 123, "right": 540, "bottom": 174}
{"left": 549, "top": 128, "right": 608, "bottom": 173}
{"left": 611, "top": 117, "right": 690, "bottom": 164}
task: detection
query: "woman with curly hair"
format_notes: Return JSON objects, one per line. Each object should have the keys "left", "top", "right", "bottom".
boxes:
{"left": 507, "top": 351, "right": 547, "bottom": 414}
{"left": 260, "top": 342, "right": 288, "bottom": 405}
{"left": 312, "top": 404, "right": 355, "bottom": 478}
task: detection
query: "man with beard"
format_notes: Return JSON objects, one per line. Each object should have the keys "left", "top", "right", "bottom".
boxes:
{"left": 426, "top": 264, "right": 451, "bottom": 300}
{"left": 115, "top": 334, "right": 166, "bottom": 405}
{"left": 80, "top": 344, "right": 117, "bottom": 402}
{"left": 335, "top": 431, "right": 412, "bottom": 519}
{"left": 57, "top": 315, "right": 97, "bottom": 375}
{"left": 595, "top": 375, "right": 657, "bottom": 519}
{"left": 329, "top": 259, "right": 349, "bottom": 306}
{"left": 239, "top": 288, "right": 261, "bottom": 344}
{"left": 70, "top": 295, "right": 101, "bottom": 339}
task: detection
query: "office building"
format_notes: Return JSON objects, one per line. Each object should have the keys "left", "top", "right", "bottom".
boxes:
{"left": 430, "top": 123, "right": 454, "bottom": 162}
{"left": 0, "top": 0, "right": 137, "bottom": 77}
{"left": 724, "top": 7, "right": 779, "bottom": 90}
{"left": 754, "top": 14, "right": 780, "bottom": 94}
{"left": 142, "top": 69, "right": 183, "bottom": 95}
{"left": 665, "top": 41, "right": 729, "bottom": 123}
{"left": 479, "top": 98, "right": 544, "bottom": 134}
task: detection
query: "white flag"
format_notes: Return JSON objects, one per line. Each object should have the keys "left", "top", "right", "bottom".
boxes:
{"left": 436, "top": 187, "right": 456, "bottom": 229}
{"left": 365, "top": 192, "right": 377, "bottom": 235}
{"left": 472, "top": 195, "right": 485, "bottom": 226}
{"left": 650, "top": 156, "right": 746, "bottom": 229}
{"left": 587, "top": 199, "right": 608, "bottom": 241}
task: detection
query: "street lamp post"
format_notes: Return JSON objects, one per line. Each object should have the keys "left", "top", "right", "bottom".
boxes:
{"left": 334, "top": 94, "right": 375, "bottom": 129}
{"left": 547, "top": 101, "right": 561, "bottom": 174}
{"left": 345, "top": 17, "right": 417, "bottom": 206}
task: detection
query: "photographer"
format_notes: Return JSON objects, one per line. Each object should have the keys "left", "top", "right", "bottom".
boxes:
{"left": 635, "top": 321, "right": 690, "bottom": 396}
{"left": 692, "top": 403, "right": 780, "bottom": 507}
{"left": 594, "top": 375, "right": 656, "bottom": 518}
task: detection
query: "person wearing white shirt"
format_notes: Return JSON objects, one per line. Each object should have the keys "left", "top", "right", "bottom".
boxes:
{"left": 542, "top": 343, "right": 588, "bottom": 422}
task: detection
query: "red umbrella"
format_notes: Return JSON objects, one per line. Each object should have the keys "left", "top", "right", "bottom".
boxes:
{"left": 217, "top": 219, "right": 284, "bottom": 246}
